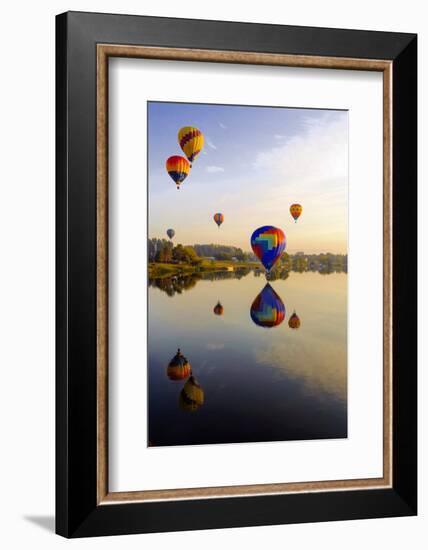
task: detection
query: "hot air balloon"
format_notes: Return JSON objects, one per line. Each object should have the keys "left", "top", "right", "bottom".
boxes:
{"left": 213, "top": 213, "right": 224, "bottom": 228}
{"left": 178, "top": 126, "right": 204, "bottom": 165}
{"left": 213, "top": 301, "right": 224, "bottom": 316}
{"left": 166, "top": 228, "right": 175, "bottom": 240}
{"left": 179, "top": 375, "right": 204, "bottom": 412}
{"left": 166, "top": 155, "right": 190, "bottom": 189}
{"left": 250, "top": 284, "right": 286, "bottom": 328}
{"left": 250, "top": 226, "right": 286, "bottom": 272}
{"left": 290, "top": 203, "right": 302, "bottom": 223}
{"left": 166, "top": 348, "right": 191, "bottom": 381}
{"left": 288, "top": 311, "right": 301, "bottom": 330}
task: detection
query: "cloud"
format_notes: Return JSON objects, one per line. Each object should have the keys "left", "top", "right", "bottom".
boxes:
{"left": 219, "top": 122, "right": 227, "bottom": 129}
{"left": 206, "top": 165, "right": 224, "bottom": 173}
{"left": 213, "top": 112, "right": 349, "bottom": 253}
{"left": 253, "top": 113, "right": 348, "bottom": 188}
{"left": 206, "top": 137, "right": 217, "bottom": 150}
{"left": 274, "top": 134, "right": 285, "bottom": 139}
{"left": 206, "top": 343, "right": 225, "bottom": 350}
{"left": 255, "top": 336, "right": 346, "bottom": 401}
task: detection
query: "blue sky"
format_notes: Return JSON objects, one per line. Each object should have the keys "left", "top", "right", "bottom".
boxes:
{"left": 148, "top": 102, "right": 348, "bottom": 254}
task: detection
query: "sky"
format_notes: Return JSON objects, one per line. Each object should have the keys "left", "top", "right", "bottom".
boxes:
{"left": 148, "top": 101, "right": 348, "bottom": 254}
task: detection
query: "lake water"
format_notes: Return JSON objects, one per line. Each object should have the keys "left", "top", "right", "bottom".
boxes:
{"left": 148, "top": 270, "right": 347, "bottom": 447}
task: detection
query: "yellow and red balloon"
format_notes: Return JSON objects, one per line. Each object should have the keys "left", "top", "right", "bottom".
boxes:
{"left": 166, "top": 155, "right": 190, "bottom": 189}
{"left": 290, "top": 203, "right": 302, "bottom": 223}
{"left": 167, "top": 349, "right": 191, "bottom": 381}
{"left": 178, "top": 126, "right": 204, "bottom": 165}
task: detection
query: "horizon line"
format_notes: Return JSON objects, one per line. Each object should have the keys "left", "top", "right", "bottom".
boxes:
{"left": 148, "top": 237, "right": 347, "bottom": 256}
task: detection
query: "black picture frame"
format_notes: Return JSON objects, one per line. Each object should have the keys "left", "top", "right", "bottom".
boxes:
{"left": 56, "top": 11, "right": 417, "bottom": 538}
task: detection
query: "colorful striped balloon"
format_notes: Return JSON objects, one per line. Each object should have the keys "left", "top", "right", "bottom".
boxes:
{"left": 250, "top": 284, "right": 286, "bottom": 328}
{"left": 213, "top": 213, "right": 224, "bottom": 228}
{"left": 290, "top": 203, "right": 302, "bottom": 222}
{"left": 166, "top": 155, "right": 190, "bottom": 189}
{"left": 178, "top": 126, "right": 204, "bottom": 164}
{"left": 250, "top": 226, "right": 286, "bottom": 272}
{"left": 166, "top": 349, "right": 191, "bottom": 381}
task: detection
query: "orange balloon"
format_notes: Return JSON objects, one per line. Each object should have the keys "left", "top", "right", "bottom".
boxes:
{"left": 167, "top": 349, "right": 191, "bottom": 380}
{"left": 288, "top": 312, "right": 301, "bottom": 329}
{"left": 166, "top": 156, "right": 190, "bottom": 189}
{"left": 213, "top": 213, "right": 224, "bottom": 228}
{"left": 290, "top": 204, "right": 302, "bottom": 222}
{"left": 213, "top": 301, "right": 224, "bottom": 316}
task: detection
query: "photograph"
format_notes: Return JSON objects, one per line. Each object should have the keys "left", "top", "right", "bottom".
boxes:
{"left": 147, "top": 101, "right": 349, "bottom": 446}
{"left": 0, "top": 0, "right": 420, "bottom": 544}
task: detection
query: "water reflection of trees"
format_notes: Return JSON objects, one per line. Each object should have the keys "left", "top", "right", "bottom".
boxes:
{"left": 265, "top": 266, "right": 290, "bottom": 281}
{"left": 149, "top": 273, "right": 202, "bottom": 296}
{"left": 254, "top": 266, "right": 290, "bottom": 280}
{"left": 149, "top": 268, "right": 252, "bottom": 296}
{"left": 203, "top": 267, "right": 251, "bottom": 281}
{"left": 150, "top": 264, "right": 346, "bottom": 297}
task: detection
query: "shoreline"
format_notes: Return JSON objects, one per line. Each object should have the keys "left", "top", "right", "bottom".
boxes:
{"left": 148, "top": 260, "right": 259, "bottom": 279}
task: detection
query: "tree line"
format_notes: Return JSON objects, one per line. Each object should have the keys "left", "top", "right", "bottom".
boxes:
{"left": 148, "top": 239, "right": 201, "bottom": 265}
{"left": 148, "top": 238, "right": 347, "bottom": 272}
{"left": 192, "top": 244, "right": 256, "bottom": 262}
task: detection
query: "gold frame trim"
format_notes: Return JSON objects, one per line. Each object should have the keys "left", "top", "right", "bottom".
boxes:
{"left": 96, "top": 44, "right": 392, "bottom": 504}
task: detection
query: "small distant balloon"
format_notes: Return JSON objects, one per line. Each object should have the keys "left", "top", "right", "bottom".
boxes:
{"left": 213, "top": 301, "right": 224, "bottom": 316}
{"left": 250, "top": 283, "right": 286, "bottom": 328}
{"left": 166, "top": 228, "right": 175, "bottom": 240}
{"left": 166, "top": 155, "right": 190, "bottom": 189}
{"left": 179, "top": 376, "right": 204, "bottom": 412}
{"left": 178, "top": 126, "right": 204, "bottom": 165}
{"left": 290, "top": 203, "right": 302, "bottom": 223}
{"left": 250, "top": 226, "right": 286, "bottom": 272}
{"left": 288, "top": 311, "right": 301, "bottom": 330}
{"left": 213, "top": 213, "right": 224, "bottom": 228}
{"left": 167, "top": 348, "right": 191, "bottom": 381}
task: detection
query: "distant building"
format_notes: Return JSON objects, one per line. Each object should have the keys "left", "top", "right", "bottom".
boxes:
{"left": 295, "top": 251, "right": 305, "bottom": 256}
{"left": 205, "top": 256, "right": 216, "bottom": 261}
{"left": 231, "top": 257, "right": 238, "bottom": 262}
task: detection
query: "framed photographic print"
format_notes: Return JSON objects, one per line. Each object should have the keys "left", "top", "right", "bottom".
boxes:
{"left": 56, "top": 11, "right": 417, "bottom": 537}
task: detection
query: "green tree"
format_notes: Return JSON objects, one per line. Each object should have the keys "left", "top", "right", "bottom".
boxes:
{"left": 183, "top": 246, "right": 201, "bottom": 265}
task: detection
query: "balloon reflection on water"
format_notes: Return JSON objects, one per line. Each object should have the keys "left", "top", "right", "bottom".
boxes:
{"left": 166, "top": 348, "right": 192, "bottom": 381}
{"left": 213, "top": 301, "right": 224, "bottom": 316}
{"left": 179, "top": 375, "right": 205, "bottom": 412}
{"left": 166, "top": 348, "right": 204, "bottom": 411}
{"left": 288, "top": 311, "right": 301, "bottom": 330}
{"left": 250, "top": 283, "right": 286, "bottom": 328}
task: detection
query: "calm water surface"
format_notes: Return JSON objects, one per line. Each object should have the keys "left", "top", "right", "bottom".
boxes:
{"left": 148, "top": 270, "right": 347, "bottom": 446}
